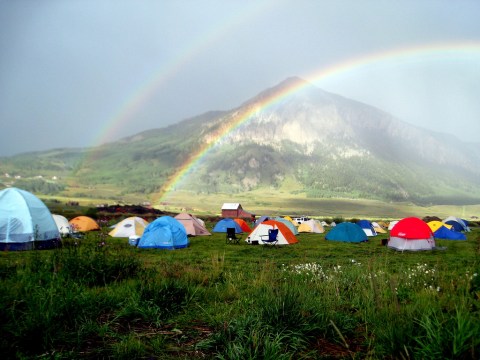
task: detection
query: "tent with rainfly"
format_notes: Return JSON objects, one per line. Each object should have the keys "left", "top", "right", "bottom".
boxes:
{"left": 325, "top": 222, "right": 367, "bottom": 243}
{"left": 137, "top": 216, "right": 189, "bottom": 249}
{"left": 174, "top": 213, "right": 211, "bottom": 236}
{"left": 388, "top": 217, "right": 435, "bottom": 251}
{"left": 109, "top": 216, "right": 149, "bottom": 238}
{"left": 0, "top": 187, "right": 60, "bottom": 250}
{"left": 246, "top": 220, "right": 298, "bottom": 245}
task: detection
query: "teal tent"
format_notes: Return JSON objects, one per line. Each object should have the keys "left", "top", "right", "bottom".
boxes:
{"left": 0, "top": 187, "right": 60, "bottom": 250}
{"left": 137, "top": 216, "right": 189, "bottom": 249}
{"left": 274, "top": 216, "right": 299, "bottom": 235}
{"left": 325, "top": 222, "right": 367, "bottom": 243}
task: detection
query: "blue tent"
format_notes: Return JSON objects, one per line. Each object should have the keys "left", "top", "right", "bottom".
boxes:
{"left": 0, "top": 187, "right": 60, "bottom": 250}
{"left": 444, "top": 216, "right": 469, "bottom": 232}
{"left": 325, "top": 222, "right": 368, "bottom": 243}
{"left": 357, "top": 220, "right": 377, "bottom": 236}
{"left": 137, "top": 216, "right": 189, "bottom": 249}
{"left": 433, "top": 226, "right": 466, "bottom": 240}
{"left": 212, "top": 218, "right": 243, "bottom": 233}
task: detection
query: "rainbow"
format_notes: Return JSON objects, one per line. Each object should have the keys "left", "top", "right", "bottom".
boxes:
{"left": 82, "top": 0, "right": 275, "bottom": 162}
{"left": 153, "top": 40, "right": 480, "bottom": 203}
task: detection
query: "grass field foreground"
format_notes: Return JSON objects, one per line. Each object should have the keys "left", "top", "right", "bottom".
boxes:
{"left": 0, "top": 222, "right": 479, "bottom": 359}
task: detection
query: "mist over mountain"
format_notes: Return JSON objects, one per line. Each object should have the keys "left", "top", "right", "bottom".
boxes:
{"left": 1, "top": 77, "right": 479, "bottom": 205}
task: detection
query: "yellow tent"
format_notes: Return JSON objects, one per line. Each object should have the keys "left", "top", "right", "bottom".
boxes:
{"left": 283, "top": 216, "right": 299, "bottom": 226}
{"left": 428, "top": 220, "right": 452, "bottom": 233}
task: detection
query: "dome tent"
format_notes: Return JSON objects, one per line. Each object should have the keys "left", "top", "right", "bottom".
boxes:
{"left": 297, "top": 219, "right": 324, "bottom": 233}
{"left": 53, "top": 214, "right": 73, "bottom": 236}
{"left": 69, "top": 216, "right": 100, "bottom": 232}
{"left": 212, "top": 218, "right": 243, "bottom": 233}
{"left": 325, "top": 222, "right": 367, "bottom": 243}
{"left": 357, "top": 220, "right": 377, "bottom": 237}
{"left": 388, "top": 217, "right": 435, "bottom": 251}
{"left": 246, "top": 220, "right": 298, "bottom": 245}
{"left": 0, "top": 188, "right": 60, "bottom": 250}
{"left": 137, "top": 216, "right": 189, "bottom": 249}
{"left": 443, "top": 216, "right": 470, "bottom": 232}
{"left": 109, "top": 216, "right": 149, "bottom": 238}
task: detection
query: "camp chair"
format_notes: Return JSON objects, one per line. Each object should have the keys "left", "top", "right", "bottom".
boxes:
{"left": 226, "top": 227, "right": 241, "bottom": 244}
{"left": 260, "top": 228, "right": 279, "bottom": 247}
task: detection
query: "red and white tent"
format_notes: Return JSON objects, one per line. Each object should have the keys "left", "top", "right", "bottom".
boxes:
{"left": 246, "top": 220, "right": 298, "bottom": 245}
{"left": 388, "top": 217, "right": 435, "bottom": 251}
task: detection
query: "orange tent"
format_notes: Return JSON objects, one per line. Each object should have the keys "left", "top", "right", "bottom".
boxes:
{"left": 69, "top": 216, "right": 100, "bottom": 232}
{"left": 234, "top": 218, "right": 252, "bottom": 233}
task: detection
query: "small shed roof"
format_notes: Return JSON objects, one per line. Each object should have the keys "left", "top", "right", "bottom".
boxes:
{"left": 221, "top": 203, "right": 241, "bottom": 210}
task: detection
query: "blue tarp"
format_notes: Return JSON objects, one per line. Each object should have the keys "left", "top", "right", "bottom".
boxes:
{"left": 137, "top": 216, "right": 189, "bottom": 249}
{"left": 326, "top": 222, "right": 368, "bottom": 243}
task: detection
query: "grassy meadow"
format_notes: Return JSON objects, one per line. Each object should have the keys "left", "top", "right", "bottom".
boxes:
{"left": 1, "top": 216, "right": 479, "bottom": 359}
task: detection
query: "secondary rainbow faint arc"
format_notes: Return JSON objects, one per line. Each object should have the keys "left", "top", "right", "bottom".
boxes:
{"left": 154, "top": 40, "right": 480, "bottom": 203}
{"left": 82, "top": 0, "right": 275, "bottom": 163}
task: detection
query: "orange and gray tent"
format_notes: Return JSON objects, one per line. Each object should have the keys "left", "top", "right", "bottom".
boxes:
{"left": 234, "top": 218, "right": 252, "bottom": 233}
{"left": 109, "top": 216, "right": 148, "bottom": 238}
{"left": 174, "top": 213, "right": 211, "bottom": 236}
{"left": 69, "top": 216, "right": 100, "bottom": 232}
{"left": 245, "top": 220, "right": 298, "bottom": 245}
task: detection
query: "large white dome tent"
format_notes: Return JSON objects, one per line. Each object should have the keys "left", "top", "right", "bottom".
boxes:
{"left": 0, "top": 187, "right": 60, "bottom": 250}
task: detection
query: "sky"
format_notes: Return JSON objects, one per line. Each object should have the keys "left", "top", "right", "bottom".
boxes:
{"left": 1, "top": 0, "right": 479, "bottom": 156}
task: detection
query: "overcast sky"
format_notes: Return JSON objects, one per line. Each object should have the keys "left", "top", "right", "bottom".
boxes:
{"left": 1, "top": 0, "right": 479, "bottom": 156}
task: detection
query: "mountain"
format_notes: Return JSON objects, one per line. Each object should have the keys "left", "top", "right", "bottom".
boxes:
{"left": 2, "top": 77, "right": 480, "bottom": 205}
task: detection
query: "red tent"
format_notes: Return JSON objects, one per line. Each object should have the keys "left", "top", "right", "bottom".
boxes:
{"left": 389, "top": 217, "right": 435, "bottom": 251}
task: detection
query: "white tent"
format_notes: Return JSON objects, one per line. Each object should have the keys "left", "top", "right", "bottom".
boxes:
{"left": 109, "top": 217, "right": 148, "bottom": 238}
{"left": 52, "top": 214, "right": 72, "bottom": 236}
{"left": 388, "top": 220, "right": 399, "bottom": 230}
{"left": 245, "top": 220, "right": 298, "bottom": 245}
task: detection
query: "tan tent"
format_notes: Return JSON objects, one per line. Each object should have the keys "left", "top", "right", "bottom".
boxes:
{"left": 174, "top": 213, "right": 211, "bottom": 236}
{"left": 372, "top": 222, "right": 387, "bottom": 234}
{"left": 298, "top": 219, "right": 324, "bottom": 233}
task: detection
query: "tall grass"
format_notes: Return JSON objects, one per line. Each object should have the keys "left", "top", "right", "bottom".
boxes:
{"left": 0, "top": 228, "right": 479, "bottom": 358}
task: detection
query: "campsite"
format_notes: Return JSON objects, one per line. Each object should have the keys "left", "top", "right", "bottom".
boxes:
{"left": 0, "top": 196, "right": 479, "bottom": 359}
